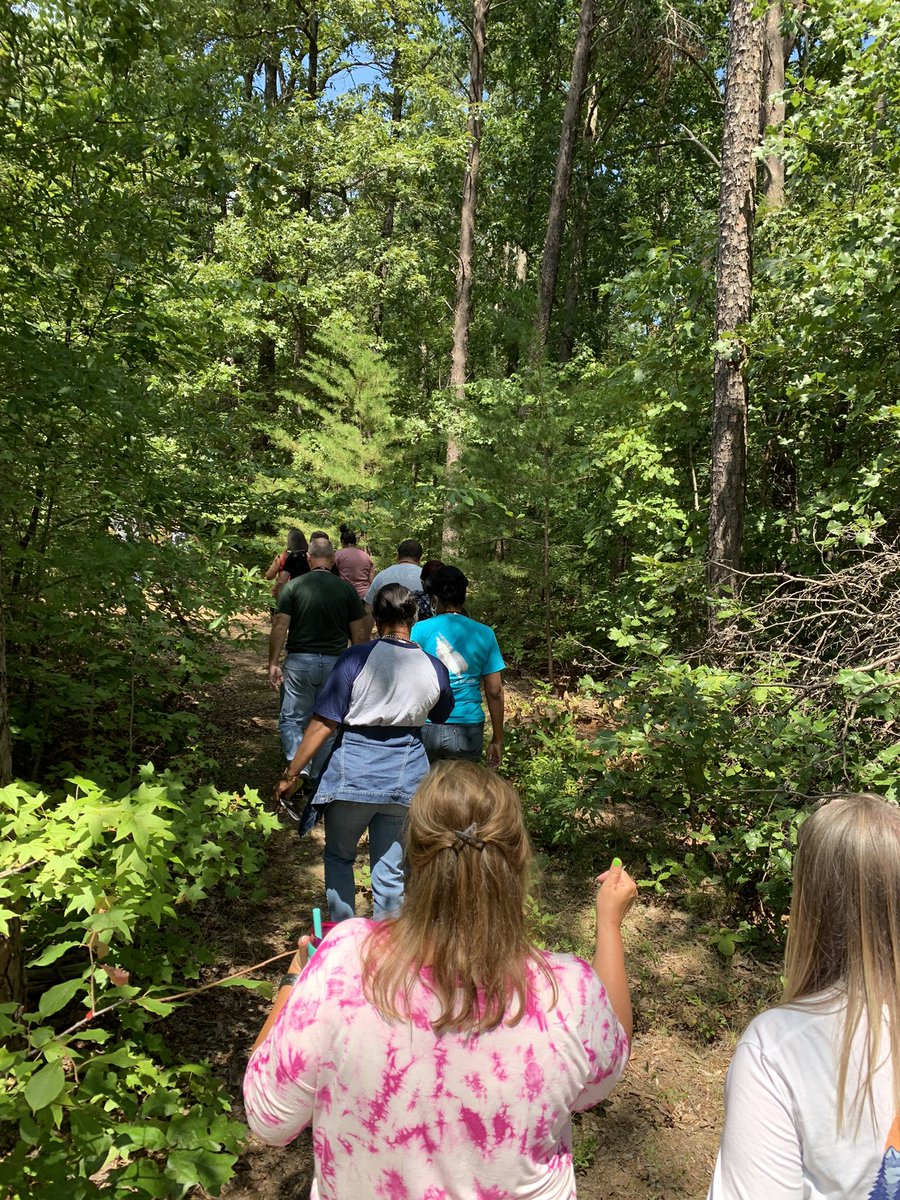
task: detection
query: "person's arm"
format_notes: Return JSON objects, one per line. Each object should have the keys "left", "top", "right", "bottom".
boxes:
{"left": 244, "top": 934, "right": 337, "bottom": 1147}
{"left": 251, "top": 936, "right": 310, "bottom": 1053}
{"left": 264, "top": 553, "right": 282, "bottom": 581}
{"left": 349, "top": 617, "right": 368, "bottom": 644}
{"left": 268, "top": 613, "right": 290, "bottom": 690}
{"left": 482, "top": 671, "right": 504, "bottom": 768}
{"left": 274, "top": 717, "right": 337, "bottom": 801}
{"left": 592, "top": 861, "right": 637, "bottom": 1042}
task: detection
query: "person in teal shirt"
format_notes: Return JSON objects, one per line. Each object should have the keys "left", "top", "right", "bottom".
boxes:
{"left": 410, "top": 566, "right": 505, "bottom": 767}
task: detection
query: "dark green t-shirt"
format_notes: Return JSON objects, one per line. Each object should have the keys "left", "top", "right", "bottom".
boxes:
{"left": 277, "top": 569, "right": 366, "bottom": 656}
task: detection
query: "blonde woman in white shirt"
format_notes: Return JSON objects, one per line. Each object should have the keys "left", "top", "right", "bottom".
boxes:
{"left": 710, "top": 792, "right": 900, "bottom": 1200}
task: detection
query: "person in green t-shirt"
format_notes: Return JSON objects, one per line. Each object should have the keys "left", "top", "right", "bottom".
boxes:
{"left": 268, "top": 540, "right": 367, "bottom": 801}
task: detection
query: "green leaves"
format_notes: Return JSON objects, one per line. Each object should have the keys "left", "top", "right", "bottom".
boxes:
{"left": 23, "top": 1062, "right": 66, "bottom": 1112}
{"left": 37, "top": 977, "right": 85, "bottom": 1018}
{"left": 0, "top": 768, "right": 272, "bottom": 1198}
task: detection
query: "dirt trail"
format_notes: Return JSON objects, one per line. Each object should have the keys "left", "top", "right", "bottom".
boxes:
{"left": 189, "top": 617, "right": 774, "bottom": 1200}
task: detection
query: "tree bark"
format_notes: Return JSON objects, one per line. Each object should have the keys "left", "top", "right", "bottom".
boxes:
{"left": 530, "top": 0, "right": 595, "bottom": 363}
{"left": 443, "top": 0, "right": 490, "bottom": 553}
{"left": 759, "top": 1, "right": 796, "bottom": 207}
{"left": 558, "top": 84, "right": 601, "bottom": 363}
{"left": 708, "top": 0, "right": 766, "bottom": 606}
{"left": 292, "top": 11, "right": 319, "bottom": 365}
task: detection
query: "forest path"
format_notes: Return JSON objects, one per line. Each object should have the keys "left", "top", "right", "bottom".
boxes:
{"left": 189, "top": 615, "right": 768, "bottom": 1200}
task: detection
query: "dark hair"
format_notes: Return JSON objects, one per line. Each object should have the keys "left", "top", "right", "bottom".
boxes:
{"left": 420, "top": 559, "right": 444, "bottom": 594}
{"left": 339, "top": 523, "right": 357, "bottom": 547}
{"left": 286, "top": 528, "right": 308, "bottom": 553}
{"left": 430, "top": 565, "right": 468, "bottom": 608}
{"left": 310, "top": 529, "right": 329, "bottom": 542}
{"left": 373, "top": 583, "right": 418, "bottom": 628}
{"left": 397, "top": 539, "right": 422, "bottom": 561}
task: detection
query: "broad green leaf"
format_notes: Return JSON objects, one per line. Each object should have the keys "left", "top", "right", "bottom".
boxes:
{"left": 38, "top": 977, "right": 85, "bottom": 1018}
{"left": 28, "top": 941, "right": 83, "bottom": 968}
{"left": 24, "top": 1062, "right": 66, "bottom": 1111}
{"left": 166, "top": 1148, "right": 237, "bottom": 1193}
{"left": 136, "top": 995, "right": 176, "bottom": 1016}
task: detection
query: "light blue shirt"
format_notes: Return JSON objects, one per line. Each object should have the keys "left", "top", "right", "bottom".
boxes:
{"left": 410, "top": 613, "right": 505, "bottom": 724}
{"left": 364, "top": 562, "right": 423, "bottom": 607}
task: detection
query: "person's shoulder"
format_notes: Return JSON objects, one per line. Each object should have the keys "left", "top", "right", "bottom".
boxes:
{"left": 530, "top": 951, "right": 613, "bottom": 1018}
{"left": 735, "top": 995, "right": 843, "bottom": 1060}
{"left": 309, "top": 918, "right": 377, "bottom": 980}
{"left": 322, "top": 916, "right": 375, "bottom": 950}
{"left": 411, "top": 614, "right": 439, "bottom": 637}
{"left": 544, "top": 949, "right": 600, "bottom": 986}
{"left": 279, "top": 574, "right": 304, "bottom": 599}
{"left": 338, "top": 640, "right": 378, "bottom": 665}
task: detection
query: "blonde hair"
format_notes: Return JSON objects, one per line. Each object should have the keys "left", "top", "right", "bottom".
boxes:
{"left": 783, "top": 792, "right": 900, "bottom": 1131}
{"left": 362, "top": 761, "right": 557, "bottom": 1034}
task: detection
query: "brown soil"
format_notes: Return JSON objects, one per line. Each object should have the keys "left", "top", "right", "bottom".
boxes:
{"left": 185, "top": 616, "right": 778, "bottom": 1200}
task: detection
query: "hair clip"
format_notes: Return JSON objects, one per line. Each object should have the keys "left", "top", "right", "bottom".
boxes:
{"left": 452, "top": 822, "right": 486, "bottom": 853}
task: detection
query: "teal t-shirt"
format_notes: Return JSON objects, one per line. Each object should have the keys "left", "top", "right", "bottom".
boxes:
{"left": 410, "top": 613, "right": 505, "bottom": 724}
{"left": 277, "top": 569, "right": 365, "bottom": 656}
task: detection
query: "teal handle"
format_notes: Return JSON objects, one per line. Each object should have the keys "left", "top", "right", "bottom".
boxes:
{"left": 308, "top": 907, "right": 324, "bottom": 958}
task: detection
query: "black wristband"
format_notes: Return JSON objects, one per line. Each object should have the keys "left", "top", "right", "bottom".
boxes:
{"left": 279, "top": 973, "right": 300, "bottom": 989}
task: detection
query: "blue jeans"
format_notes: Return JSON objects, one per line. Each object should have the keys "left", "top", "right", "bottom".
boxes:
{"left": 279, "top": 652, "right": 339, "bottom": 777}
{"left": 323, "top": 801, "right": 408, "bottom": 922}
{"left": 421, "top": 722, "right": 484, "bottom": 764}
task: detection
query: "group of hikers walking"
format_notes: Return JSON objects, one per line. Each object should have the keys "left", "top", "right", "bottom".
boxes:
{"left": 247, "top": 525, "right": 900, "bottom": 1200}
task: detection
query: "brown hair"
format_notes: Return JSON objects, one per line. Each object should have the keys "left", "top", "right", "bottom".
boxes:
{"left": 362, "top": 761, "right": 557, "bottom": 1034}
{"left": 783, "top": 792, "right": 900, "bottom": 1130}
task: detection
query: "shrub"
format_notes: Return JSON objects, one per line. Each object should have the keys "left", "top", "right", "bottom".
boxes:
{"left": 0, "top": 768, "right": 279, "bottom": 1198}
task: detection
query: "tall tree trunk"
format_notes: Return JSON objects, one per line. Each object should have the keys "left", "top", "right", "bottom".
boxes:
{"left": 708, "top": 0, "right": 766, "bottom": 608}
{"left": 443, "top": 0, "right": 490, "bottom": 553}
{"left": 263, "top": 57, "right": 278, "bottom": 108}
{"left": 558, "top": 84, "right": 601, "bottom": 363}
{"left": 258, "top": 55, "right": 280, "bottom": 395}
{"left": 759, "top": 2, "right": 797, "bottom": 207}
{"left": 530, "top": 0, "right": 595, "bottom": 363}
{"left": 292, "top": 10, "right": 320, "bottom": 365}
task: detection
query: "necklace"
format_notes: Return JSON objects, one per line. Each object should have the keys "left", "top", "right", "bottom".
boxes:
{"left": 380, "top": 632, "right": 414, "bottom": 645}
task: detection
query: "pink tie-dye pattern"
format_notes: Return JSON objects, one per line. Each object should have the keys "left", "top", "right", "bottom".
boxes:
{"left": 459, "top": 1104, "right": 489, "bottom": 1150}
{"left": 375, "top": 1167, "right": 410, "bottom": 1199}
{"left": 244, "top": 918, "right": 628, "bottom": 1200}
{"left": 522, "top": 1046, "right": 545, "bottom": 1101}
{"left": 492, "top": 1107, "right": 514, "bottom": 1146}
{"left": 388, "top": 1120, "right": 440, "bottom": 1155}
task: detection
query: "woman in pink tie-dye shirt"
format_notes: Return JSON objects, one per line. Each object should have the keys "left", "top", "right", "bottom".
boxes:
{"left": 245, "top": 761, "right": 635, "bottom": 1199}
